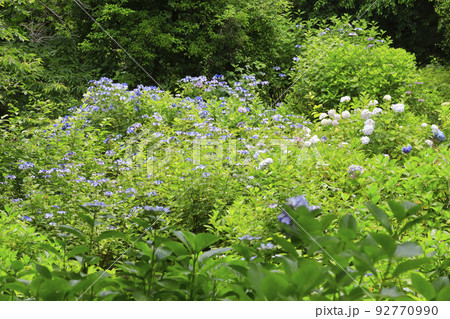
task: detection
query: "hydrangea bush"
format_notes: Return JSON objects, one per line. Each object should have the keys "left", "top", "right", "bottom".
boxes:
{"left": 0, "top": 72, "right": 448, "bottom": 300}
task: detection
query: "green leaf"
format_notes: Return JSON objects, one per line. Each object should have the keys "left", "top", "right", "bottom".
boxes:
{"left": 402, "top": 201, "right": 421, "bottom": 216}
{"left": 155, "top": 247, "right": 172, "bottom": 261}
{"left": 273, "top": 236, "right": 299, "bottom": 257}
{"left": 67, "top": 245, "right": 90, "bottom": 258}
{"left": 380, "top": 286, "right": 404, "bottom": 298}
{"left": 11, "top": 260, "right": 24, "bottom": 272}
{"left": 198, "top": 247, "right": 231, "bottom": 265}
{"left": 77, "top": 212, "right": 95, "bottom": 228}
{"left": 38, "top": 243, "right": 60, "bottom": 256}
{"left": 39, "top": 277, "right": 69, "bottom": 301}
{"left": 57, "top": 225, "right": 87, "bottom": 241}
{"left": 410, "top": 273, "right": 436, "bottom": 300}
{"left": 365, "top": 202, "right": 392, "bottom": 234}
{"left": 437, "top": 285, "right": 450, "bottom": 301}
{"left": 95, "top": 230, "right": 127, "bottom": 242}
{"left": 35, "top": 264, "right": 52, "bottom": 279}
{"left": 293, "top": 260, "right": 324, "bottom": 297}
{"left": 0, "top": 282, "right": 30, "bottom": 296}
{"left": 432, "top": 277, "right": 450, "bottom": 295}
{"left": 173, "top": 230, "right": 195, "bottom": 252}
{"left": 393, "top": 258, "right": 430, "bottom": 277}
{"left": 193, "top": 233, "right": 219, "bottom": 253}
{"left": 340, "top": 213, "right": 357, "bottom": 231}
{"left": 370, "top": 233, "right": 397, "bottom": 257}
{"left": 399, "top": 215, "right": 426, "bottom": 234}
{"left": 387, "top": 200, "right": 406, "bottom": 223}
{"left": 394, "top": 242, "right": 423, "bottom": 258}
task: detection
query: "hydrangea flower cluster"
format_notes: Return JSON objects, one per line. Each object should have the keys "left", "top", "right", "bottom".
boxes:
{"left": 431, "top": 125, "right": 446, "bottom": 142}
{"left": 391, "top": 103, "right": 405, "bottom": 113}
{"left": 277, "top": 195, "right": 320, "bottom": 225}
{"left": 347, "top": 165, "right": 364, "bottom": 178}
{"left": 402, "top": 145, "right": 412, "bottom": 154}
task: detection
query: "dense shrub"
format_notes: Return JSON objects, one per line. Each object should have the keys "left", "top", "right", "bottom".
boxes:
{"left": 284, "top": 16, "right": 417, "bottom": 115}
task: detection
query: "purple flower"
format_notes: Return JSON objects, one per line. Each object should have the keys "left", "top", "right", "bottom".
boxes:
{"left": 22, "top": 216, "right": 32, "bottom": 222}
{"left": 277, "top": 195, "right": 320, "bottom": 225}
{"left": 402, "top": 145, "right": 412, "bottom": 154}
{"left": 434, "top": 131, "right": 446, "bottom": 142}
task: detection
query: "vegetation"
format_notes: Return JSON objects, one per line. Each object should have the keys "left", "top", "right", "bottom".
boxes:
{"left": 0, "top": 0, "right": 449, "bottom": 301}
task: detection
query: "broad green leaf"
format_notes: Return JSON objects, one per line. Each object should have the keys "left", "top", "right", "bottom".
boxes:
{"left": 273, "top": 236, "right": 299, "bottom": 257}
{"left": 394, "top": 242, "right": 423, "bottom": 258}
{"left": 198, "top": 247, "right": 231, "bottom": 265}
{"left": 95, "top": 230, "right": 127, "bottom": 242}
{"left": 380, "top": 286, "right": 404, "bottom": 298}
{"left": 67, "top": 245, "right": 90, "bottom": 258}
{"left": 193, "top": 233, "right": 219, "bottom": 253}
{"left": 340, "top": 213, "right": 357, "bottom": 231}
{"left": 402, "top": 201, "right": 421, "bottom": 216}
{"left": 173, "top": 230, "right": 195, "bottom": 252}
{"left": 11, "top": 260, "right": 24, "bottom": 272}
{"left": 387, "top": 200, "right": 406, "bottom": 223}
{"left": 57, "top": 225, "right": 87, "bottom": 241}
{"left": 393, "top": 258, "right": 430, "bottom": 277}
{"left": 39, "top": 278, "right": 69, "bottom": 301}
{"left": 432, "top": 277, "right": 450, "bottom": 295}
{"left": 293, "top": 260, "right": 324, "bottom": 297}
{"left": 437, "top": 285, "right": 450, "bottom": 301}
{"left": 261, "top": 272, "right": 289, "bottom": 300}
{"left": 365, "top": 202, "right": 392, "bottom": 234}
{"left": 155, "top": 246, "right": 172, "bottom": 261}
{"left": 35, "top": 264, "right": 52, "bottom": 280}
{"left": 77, "top": 212, "right": 95, "bottom": 228}
{"left": 410, "top": 273, "right": 436, "bottom": 300}
{"left": 370, "top": 233, "right": 396, "bottom": 257}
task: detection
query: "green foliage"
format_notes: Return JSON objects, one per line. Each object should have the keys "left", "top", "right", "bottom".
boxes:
{"left": 285, "top": 16, "right": 417, "bottom": 114}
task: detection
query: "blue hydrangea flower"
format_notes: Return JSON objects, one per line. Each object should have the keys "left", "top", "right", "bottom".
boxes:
{"left": 258, "top": 243, "right": 275, "bottom": 250}
{"left": 238, "top": 235, "right": 261, "bottom": 241}
{"left": 19, "top": 162, "right": 35, "bottom": 170}
{"left": 22, "top": 216, "right": 32, "bottom": 222}
{"left": 435, "top": 131, "right": 446, "bottom": 142}
{"left": 277, "top": 195, "right": 320, "bottom": 225}
{"left": 402, "top": 145, "right": 412, "bottom": 154}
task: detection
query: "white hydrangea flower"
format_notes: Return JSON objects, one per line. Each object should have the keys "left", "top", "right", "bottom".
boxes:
{"left": 372, "top": 107, "right": 383, "bottom": 116}
{"left": 258, "top": 158, "right": 273, "bottom": 169}
{"left": 304, "top": 141, "right": 312, "bottom": 147}
{"left": 332, "top": 120, "right": 339, "bottom": 126}
{"left": 421, "top": 123, "right": 428, "bottom": 128}
{"left": 334, "top": 114, "right": 341, "bottom": 121}
{"left": 364, "top": 119, "right": 375, "bottom": 127}
{"left": 383, "top": 95, "right": 392, "bottom": 101}
{"left": 321, "top": 119, "right": 333, "bottom": 126}
{"left": 340, "top": 96, "right": 351, "bottom": 103}
{"left": 431, "top": 124, "right": 439, "bottom": 134}
{"left": 425, "top": 139, "right": 433, "bottom": 147}
{"left": 362, "top": 125, "right": 374, "bottom": 136}
{"left": 341, "top": 110, "right": 351, "bottom": 119}
{"left": 319, "top": 113, "right": 328, "bottom": 120}
{"left": 328, "top": 109, "right": 336, "bottom": 118}
{"left": 310, "top": 135, "right": 320, "bottom": 144}
{"left": 361, "top": 109, "right": 372, "bottom": 120}
{"left": 391, "top": 103, "right": 405, "bottom": 113}
{"left": 360, "top": 136, "right": 370, "bottom": 144}
{"left": 368, "top": 100, "right": 378, "bottom": 106}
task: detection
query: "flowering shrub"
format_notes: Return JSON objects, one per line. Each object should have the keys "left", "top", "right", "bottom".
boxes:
{"left": 0, "top": 76, "right": 448, "bottom": 301}
{"left": 285, "top": 16, "right": 417, "bottom": 114}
